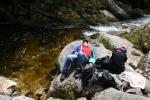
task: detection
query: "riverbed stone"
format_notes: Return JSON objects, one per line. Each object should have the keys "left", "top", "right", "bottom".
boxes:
{"left": 0, "top": 76, "right": 18, "bottom": 96}
{"left": 0, "top": 95, "right": 11, "bottom": 100}
{"left": 92, "top": 88, "right": 150, "bottom": 100}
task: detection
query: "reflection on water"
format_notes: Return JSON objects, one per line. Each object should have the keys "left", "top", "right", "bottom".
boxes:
{"left": 0, "top": 29, "right": 82, "bottom": 95}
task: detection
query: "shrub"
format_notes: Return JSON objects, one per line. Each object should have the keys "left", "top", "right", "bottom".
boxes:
{"left": 48, "top": 82, "right": 80, "bottom": 100}
{"left": 99, "top": 36, "right": 114, "bottom": 51}
{"left": 126, "top": 25, "right": 150, "bottom": 53}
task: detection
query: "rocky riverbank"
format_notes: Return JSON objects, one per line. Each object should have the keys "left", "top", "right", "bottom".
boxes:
{"left": 46, "top": 25, "right": 150, "bottom": 99}
{"left": 0, "top": 0, "right": 150, "bottom": 99}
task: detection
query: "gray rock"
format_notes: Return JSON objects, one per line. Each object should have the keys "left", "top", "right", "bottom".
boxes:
{"left": 57, "top": 40, "right": 111, "bottom": 72}
{"left": 77, "top": 97, "right": 87, "bottom": 100}
{"left": 139, "top": 51, "right": 150, "bottom": 79}
{"left": 98, "top": 32, "right": 144, "bottom": 68}
{"left": 12, "top": 96, "right": 34, "bottom": 100}
{"left": 0, "top": 76, "right": 18, "bottom": 96}
{"left": 47, "top": 40, "right": 111, "bottom": 98}
{"left": 47, "top": 39, "right": 148, "bottom": 99}
{"left": 92, "top": 88, "right": 149, "bottom": 100}
{"left": 104, "top": 0, "right": 130, "bottom": 19}
{"left": 144, "top": 79, "right": 150, "bottom": 93}
{"left": 100, "top": 10, "right": 117, "bottom": 20}
{"left": 47, "top": 97, "right": 62, "bottom": 100}
{"left": 126, "top": 88, "right": 143, "bottom": 96}
{"left": 0, "top": 95, "right": 11, "bottom": 100}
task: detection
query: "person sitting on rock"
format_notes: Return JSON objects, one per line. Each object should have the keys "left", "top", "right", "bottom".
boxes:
{"left": 95, "top": 46, "right": 128, "bottom": 74}
{"left": 110, "top": 46, "right": 128, "bottom": 74}
{"left": 60, "top": 39, "right": 96, "bottom": 81}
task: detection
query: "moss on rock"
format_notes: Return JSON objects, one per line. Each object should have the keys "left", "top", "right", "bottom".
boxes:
{"left": 126, "top": 25, "right": 150, "bottom": 53}
{"left": 99, "top": 36, "right": 114, "bottom": 51}
{"left": 48, "top": 82, "right": 80, "bottom": 100}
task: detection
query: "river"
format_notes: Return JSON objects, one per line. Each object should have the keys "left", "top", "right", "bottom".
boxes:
{"left": 84, "top": 14, "right": 150, "bottom": 36}
{"left": 0, "top": 14, "right": 150, "bottom": 96}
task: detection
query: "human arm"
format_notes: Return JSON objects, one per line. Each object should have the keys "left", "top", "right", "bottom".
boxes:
{"left": 89, "top": 48, "right": 96, "bottom": 64}
{"left": 72, "top": 45, "right": 81, "bottom": 54}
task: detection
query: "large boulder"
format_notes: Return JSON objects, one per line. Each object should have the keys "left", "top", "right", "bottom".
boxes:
{"left": 57, "top": 40, "right": 111, "bottom": 72}
{"left": 104, "top": 0, "right": 130, "bottom": 19}
{"left": 92, "top": 88, "right": 150, "bottom": 100}
{"left": 47, "top": 39, "right": 148, "bottom": 99}
{"left": 47, "top": 40, "right": 111, "bottom": 99}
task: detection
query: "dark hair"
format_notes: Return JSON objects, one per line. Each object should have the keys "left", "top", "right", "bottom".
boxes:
{"left": 83, "top": 39, "right": 88, "bottom": 43}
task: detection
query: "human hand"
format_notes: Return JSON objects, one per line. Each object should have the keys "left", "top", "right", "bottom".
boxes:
{"left": 75, "top": 52, "right": 79, "bottom": 55}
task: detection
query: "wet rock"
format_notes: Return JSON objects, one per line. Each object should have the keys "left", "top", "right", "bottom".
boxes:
{"left": 92, "top": 88, "right": 149, "bottom": 100}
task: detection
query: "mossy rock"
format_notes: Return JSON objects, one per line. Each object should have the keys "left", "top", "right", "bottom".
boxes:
{"left": 99, "top": 36, "right": 114, "bottom": 51}
{"left": 126, "top": 24, "right": 150, "bottom": 53}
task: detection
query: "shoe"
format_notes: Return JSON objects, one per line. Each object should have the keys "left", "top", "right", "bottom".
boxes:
{"left": 74, "top": 69, "right": 82, "bottom": 79}
{"left": 75, "top": 73, "right": 82, "bottom": 79}
{"left": 60, "top": 74, "right": 66, "bottom": 82}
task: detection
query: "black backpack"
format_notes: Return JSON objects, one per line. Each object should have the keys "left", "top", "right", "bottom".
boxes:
{"left": 95, "top": 56, "right": 110, "bottom": 70}
{"left": 100, "top": 70, "right": 116, "bottom": 89}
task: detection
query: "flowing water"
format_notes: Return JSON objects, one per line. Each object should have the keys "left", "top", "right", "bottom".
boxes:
{"left": 84, "top": 14, "right": 150, "bottom": 36}
{"left": 0, "top": 14, "right": 150, "bottom": 96}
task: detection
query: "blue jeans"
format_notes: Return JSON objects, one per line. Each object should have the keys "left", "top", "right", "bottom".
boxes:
{"left": 62, "top": 52, "right": 89, "bottom": 75}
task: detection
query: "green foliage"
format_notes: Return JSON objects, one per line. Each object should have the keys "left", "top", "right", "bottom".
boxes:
{"left": 0, "top": 0, "right": 111, "bottom": 26}
{"left": 99, "top": 36, "right": 114, "bottom": 51}
{"left": 127, "top": 25, "right": 150, "bottom": 53}
{"left": 49, "top": 83, "right": 80, "bottom": 100}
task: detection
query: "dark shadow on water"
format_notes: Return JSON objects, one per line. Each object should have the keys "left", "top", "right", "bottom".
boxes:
{"left": 0, "top": 25, "right": 84, "bottom": 94}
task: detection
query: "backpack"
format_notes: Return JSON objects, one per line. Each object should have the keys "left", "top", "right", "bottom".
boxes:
{"left": 95, "top": 56, "right": 110, "bottom": 70}
{"left": 100, "top": 70, "right": 116, "bottom": 89}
